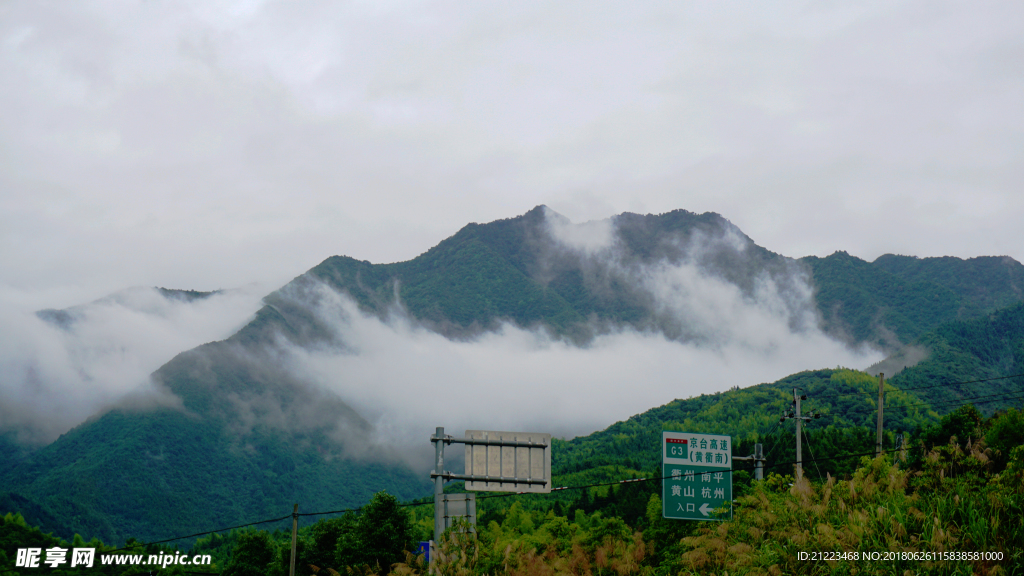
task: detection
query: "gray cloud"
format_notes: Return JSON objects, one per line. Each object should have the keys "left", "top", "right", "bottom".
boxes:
{"left": 1, "top": 1, "right": 1022, "bottom": 311}
{"left": 866, "top": 345, "right": 930, "bottom": 379}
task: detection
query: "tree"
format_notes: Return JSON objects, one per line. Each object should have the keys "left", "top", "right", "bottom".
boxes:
{"left": 918, "top": 404, "right": 984, "bottom": 450}
{"left": 335, "top": 490, "right": 413, "bottom": 572}
{"left": 307, "top": 514, "right": 355, "bottom": 572}
{"left": 985, "top": 408, "right": 1024, "bottom": 469}
{"left": 222, "top": 530, "right": 276, "bottom": 576}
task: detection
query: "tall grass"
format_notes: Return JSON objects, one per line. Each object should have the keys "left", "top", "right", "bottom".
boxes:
{"left": 334, "top": 444, "right": 1024, "bottom": 575}
{"left": 675, "top": 445, "right": 1022, "bottom": 576}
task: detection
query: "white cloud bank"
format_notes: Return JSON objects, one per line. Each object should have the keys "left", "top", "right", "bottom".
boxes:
{"left": 285, "top": 252, "right": 879, "bottom": 465}
{"left": 0, "top": 286, "right": 264, "bottom": 443}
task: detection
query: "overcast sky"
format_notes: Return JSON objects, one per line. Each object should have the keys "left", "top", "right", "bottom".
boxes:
{"left": 2, "top": 0, "right": 1022, "bottom": 311}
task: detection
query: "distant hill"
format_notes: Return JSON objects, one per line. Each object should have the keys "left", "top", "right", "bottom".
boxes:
{"left": 35, "top": 286, "right": 223, "bottom": 330}
{"left": 31, "top": 208, "right": 1024, "bottom": 354}
{"left": 237, "top": 207, "right": 1024, "bottom": 352}
{"left": 886, "top": 300, "right": 1024, "bottom": 415}
{"left": 802, "top": 251, "right": 1024, "bottom": 350}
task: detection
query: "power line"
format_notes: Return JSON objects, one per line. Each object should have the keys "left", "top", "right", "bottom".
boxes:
{"left": 892, "top": 372, "right": 1024, "bottom": 393}
{"left": 759, "top": 419, "right": 781, "bottom": 441}
{"left": 839, "top": 390, "right": 1024, "bottom": 418}
{"left": 752, "top": 416, "right": 785, "bottom": 464}
{"left": 812, "top": 388, "right": 878, "bottom": 401}
{"left": 802, "top": 384, "right": 1024, "bottom": 422}
{"left": 99, "top": 513, "right": 295, "bottom": 553}
{"left": 802, "top": 427, "right": 823, "bottom": 480}
{"left": 760, "top": 420, "right": 789, "bottom": 464}
{"left": 804, "top": 372, "right": 1024, "bottom": 403}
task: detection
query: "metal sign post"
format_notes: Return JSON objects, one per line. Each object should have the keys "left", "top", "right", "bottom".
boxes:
{"left": 733, "top": 443, "right": 765, "bottom": 481}
{"left": 430, "top": 428, "right": 551, "bottom": 544}
{"left": 662, "top": 431, "right": 733, "bottom": 521}
{"left": 440, "top": 493, "right": 477, "bottom": 532}
{"left": 432, "top": 427, "right": 446, "bottom": 544}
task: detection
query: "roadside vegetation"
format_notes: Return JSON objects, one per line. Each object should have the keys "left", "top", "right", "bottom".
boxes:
{"left": 4, "top": 405, "right": 1021, "bottom": 575}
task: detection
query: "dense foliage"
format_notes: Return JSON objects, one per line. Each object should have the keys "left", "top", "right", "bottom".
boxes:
{"left": 9, "top": 406, "right": 1014, "bottom": 575}
{"left": 3, "top": 395, "right": 1022, "bottom": 575}
{"left": 802, "top": 251, "right": 1024, "bottom": 349}
{"left": 0, "top": 404, "right": 428, "bottom": 545}
{"left": 889, "top": 301, "right": 1024, "bottom": 416}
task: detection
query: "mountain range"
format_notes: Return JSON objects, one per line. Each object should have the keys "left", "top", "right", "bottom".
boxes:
{"left": 2, "top": 205, "right": 1022, "bottom": 545}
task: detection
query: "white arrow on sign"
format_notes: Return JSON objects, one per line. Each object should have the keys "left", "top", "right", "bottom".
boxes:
{"left": 699, "top": 503, "right": 713, "bottom": 516}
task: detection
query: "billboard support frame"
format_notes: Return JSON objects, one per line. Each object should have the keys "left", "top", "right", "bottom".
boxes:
{"left": 430, "top": 427, "right": 551, "bottom": 545}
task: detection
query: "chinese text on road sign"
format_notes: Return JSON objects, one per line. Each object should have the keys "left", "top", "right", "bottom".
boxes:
{"left": 662, "top": 431, "right": 732, "bottom": 521}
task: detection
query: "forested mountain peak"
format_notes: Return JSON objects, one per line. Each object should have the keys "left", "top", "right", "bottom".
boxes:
{"left": 232, "top": 205, "right": 809, "bottom": 346}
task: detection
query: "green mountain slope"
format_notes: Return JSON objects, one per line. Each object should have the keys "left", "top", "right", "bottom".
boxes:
{"left": 0, "top": 341, "right": 431, "bottom": 544}
{"left": 874, "top": 253, "right": 1024, "bottom": 313}
{"left": 888, "top": 300, "right": 1024, "bottom": 415}
{"left": 802, "top": 251, "right": 1024, "bottom": 349}
{"left": 1, "top": 408, "right": 428, "bottom": 545}
{"left": 546, "top": 368, "right": 936, "bottom": 489}
{"left": 240, "top": 208, "right": 1024, "bottom": 350}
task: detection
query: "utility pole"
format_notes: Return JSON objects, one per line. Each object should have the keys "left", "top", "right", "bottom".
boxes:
{"left": 754, "top": 443, "right": 763, "bottom": 481}
{"left": 876, "top": 373, "right": 885, "bottom": 457}
{"left": 780, "top": 388, "right": 819, "bottom": 481}
{"left": 432, "top": 426, "right": 445, "bottom": 545}
{"left": 289, "top": 504, "right": 298, "bottom": 576}
{"left": 796, "top": 391, "right": 802, "bottom": 480}
{"left": 733, "top": 443, "right": 765, "bottom": 480}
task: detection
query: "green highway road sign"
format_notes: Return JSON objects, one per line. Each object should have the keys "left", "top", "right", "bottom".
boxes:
{"left": 662, "top": 431, "right": 732, "bottom": 521}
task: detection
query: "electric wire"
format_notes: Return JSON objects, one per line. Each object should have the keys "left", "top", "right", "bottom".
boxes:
{"left": 837, "top": 390, "right": 1024, "bottom": 418}
{"left": 754, "top": 417, "right": 784, "bottom": 465}
{"left": 801, "top": 426, "right": 823, "bottom": 480}
{"left": 892, "top": 372, "right": 1024, "bottom": 393}
{"left": 803, "top": 372, "right": 1024, "bottom": 403}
